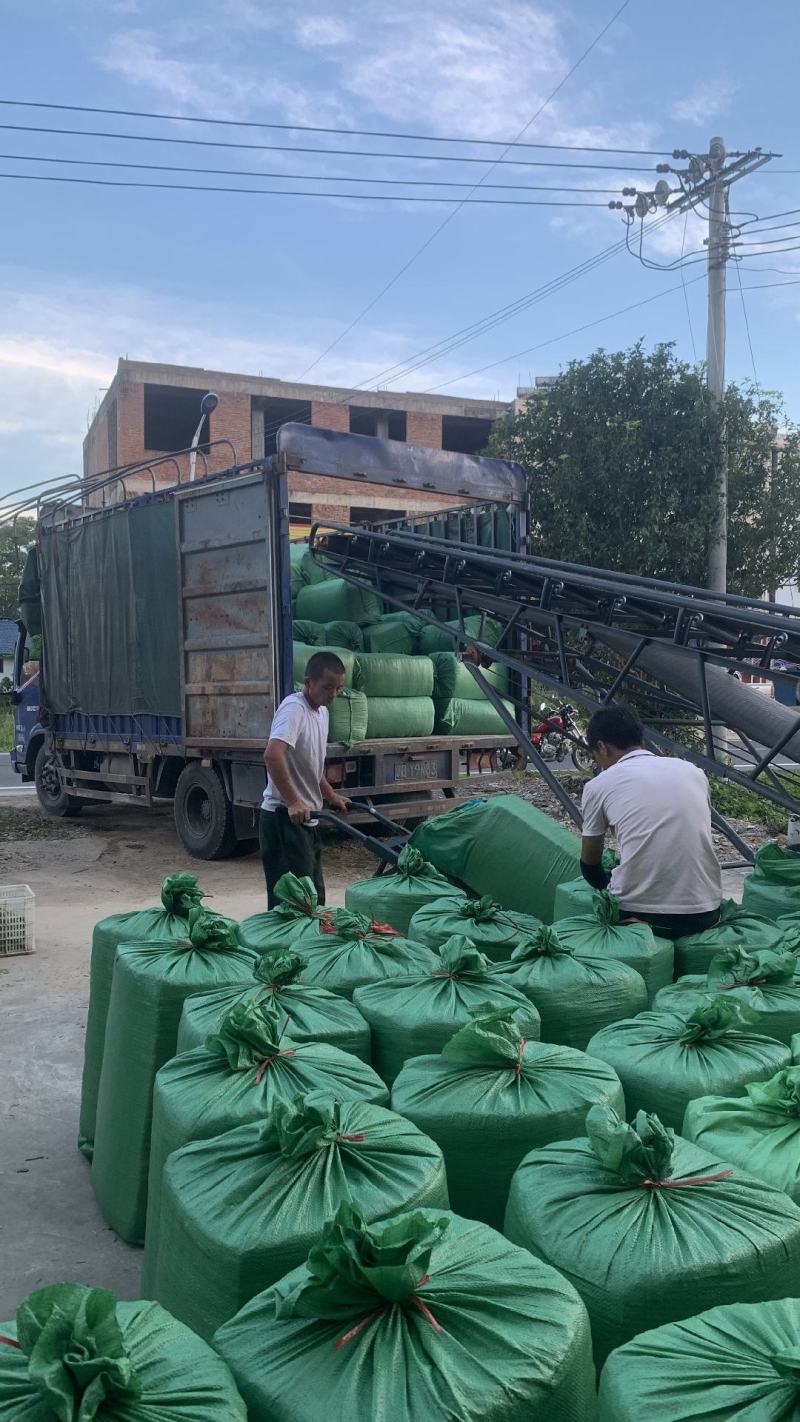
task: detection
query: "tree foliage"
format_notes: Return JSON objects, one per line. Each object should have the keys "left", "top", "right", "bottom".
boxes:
{"left": 487, "top": 342, "right": 800, "bottom": 596}
{"left": 0, "top": 516, "right": 36, "bottom": 619}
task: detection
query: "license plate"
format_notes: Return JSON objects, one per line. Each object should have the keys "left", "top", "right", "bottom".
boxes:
{"left": 393, "top": 758, "right": 439, "bottom": 782}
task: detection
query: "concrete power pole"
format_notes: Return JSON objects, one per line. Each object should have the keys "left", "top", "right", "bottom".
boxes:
{"left": 706, "top": 136, "right": 729, "bottom": 593}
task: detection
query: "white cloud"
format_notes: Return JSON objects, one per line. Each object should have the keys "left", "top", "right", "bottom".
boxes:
{"left": 672, "top": 78, "right": 735, "bottom": 128}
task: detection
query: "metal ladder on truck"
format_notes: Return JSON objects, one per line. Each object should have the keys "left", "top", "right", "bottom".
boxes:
{"left": 308, "top": 517, "right": 800, "bottom": 865}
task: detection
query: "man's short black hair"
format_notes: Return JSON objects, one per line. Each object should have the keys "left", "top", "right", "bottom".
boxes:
{"left": 305, "top": 650, "right": 346, "bottom": 680}
{"left": 586, "top": 703, "right": 644, "bottom": 751}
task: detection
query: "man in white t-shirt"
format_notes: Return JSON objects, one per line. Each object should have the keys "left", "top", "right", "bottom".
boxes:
{"left": 260, "top": 650, "right": 351, "bottom": 907}
{"left": 579, "top": 703, "right": 722, "bottom": 940}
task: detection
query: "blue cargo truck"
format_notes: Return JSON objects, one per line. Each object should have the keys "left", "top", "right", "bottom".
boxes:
{"left": 10, "top": 424, "right": 527, "bottom": 858}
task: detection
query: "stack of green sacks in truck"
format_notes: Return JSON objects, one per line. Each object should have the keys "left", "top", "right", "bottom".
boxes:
{"left": 213, "top": 1201, "right": 597, "bottom": 1422}
{"left": 292, "top": 619, "right": 364, "bottom": 651}
{"left": 149, "top": 1092, "right": 449, "bottom": 1340}
{"left": 295, "top": 576, "right": 383, "bottom": 627}
{"left": 291, "top": 643, "right": 368, "bottom": 745}
{"left": 353, "top": 651, "right": 435, "bottom": 737}
{"left": 653, "top": 945, "right": 800, "bottom": 1044}
{"left": 429, "top": 651, "right": 514, "bottom": 735}
{"left": 417, "top": 613, "right": 503, "bottom": 654}
{"left": 362, "top": 611, "right": 424, "bottom": 655}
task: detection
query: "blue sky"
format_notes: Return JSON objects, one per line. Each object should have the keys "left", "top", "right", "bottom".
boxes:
{"left": 0, "top": 0, "right": 799, "bottom": 498}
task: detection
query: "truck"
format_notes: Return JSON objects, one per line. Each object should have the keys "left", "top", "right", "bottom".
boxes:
{"left": 10, "top": 423, "right": 528, "bottom": 858}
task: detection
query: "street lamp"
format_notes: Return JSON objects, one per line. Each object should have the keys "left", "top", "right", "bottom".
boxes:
{"left": 188, "top": 391, "right": 219, "bottom": 482}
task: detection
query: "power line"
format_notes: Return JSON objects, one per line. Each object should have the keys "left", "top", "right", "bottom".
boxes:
{"left": 734, "top": 258, "right": 760, "bottom": 388}
{"left": 0, "top": 150, "right": 623, "bottom": 195}
{"left": 295, "top": 0, "right": 634, "bottom": 381}
{"left": 0, "top": 170, "right": 612, "bottom": 206}
{"left": 0, "top": 121, "right": 657, "bottom": 171}
{"left": 0, "top": 97, "right": 677, "bottom": 157}
{"left": 680, "top": 210, "right": 698, "bottom": 360}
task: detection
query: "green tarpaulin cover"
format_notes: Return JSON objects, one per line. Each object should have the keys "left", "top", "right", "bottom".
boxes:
{"left": 683, "top": 1067, "right": 800, "bottom": 1204}
{"left": 429, "top": 651, "right": 509, "bottom": 701}
{"left": 364, "top": 695, "right": 435, "bottom": 738}
{"left": 434, "top": 697, "right": 513, "bottom": 736}
{"left": 292, "top": 643, "right": 357, "bottom": 686}
{"left": 345, "top": 845, "right": 465, "bottom": 934}
{"left": 141, "top": 1001, "right": 388, "bottom": 1295}
{"left": 417, "top": 614, "right": 503, "bottom": 655}
{"left": 353, "top": 936, "right": 537, "bottom": 1084}
{"left": 408, "top": 895, "right": 543, "bottom": 962}
{"left": 586, "top": 999, "right": 791, "bottom": 1129}
{"left": 674, "top": 899, "right": 786, "bottom": 976}
{"left": 505, "top": 1104, "right": 800, "bottom": 1367}
{"left": 409, "top": 794, "right": 581, "bottom": 922}
{"left": 292, "top": 911, "right": 438, "bottom": 998}
{"left": 17, "top": 546, "right": 41, "bottom": 637}
{"left": 90, "top": 911, "right": 258, "bottom": 1243}
{"left": 653, "top": 946, "right": 800, "bottom": 1044}
{"left": 326, "top": 688, "right": 369, "bottom": 745}
{"left": 151, "top": 1095, "right": 448, "bottom": 1340}
{"left": 0, "top": 1283, "right": 246, "bottom": 1421}
{"left": 391, "top": 1004, "right": 623, "bottom": 1229}
{"left": 176, "top": 948, "right": 370, "bottom": 1059}
{"left": 237, "top": 873, "right": 338, "bottom": 954}
{"left": 598, "top": 1297, "right": 800, "bottom": 1421}
{"left": 742, "top": 842, "right": 800, "bottom": 920}
{"left": 213, "top": 1202, "right": 596, "bottom": 1422}
{"left": 78, "top": 873, "right": 208, "bottom": 1161}
{"left": 354, "top": 653, "right": 434, "bottom": 698}
{"left": 553, "top": 891, "right": 674, "bottom": 1003}
{"left": 295, "top": 579, "right": 382, "bottom": 626}
{"left": 491, "top": 927, "right": 648, "bottom": 1049}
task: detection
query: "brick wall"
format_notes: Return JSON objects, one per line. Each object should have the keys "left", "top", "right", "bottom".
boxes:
{"left": 406, "top": 410, "right": 443, "bottom": 448}
{"left": 311, "top": 400, "right": 349, "bottom": 433}
{"left": 83, "top": 410, "right": 109, "bottom": 481}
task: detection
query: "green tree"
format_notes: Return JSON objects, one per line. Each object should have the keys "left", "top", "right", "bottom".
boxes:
{"left": 487, "top": 342, "right": 800, "bottom": 596}
{"left": 0, "top": 516, "right": 36, "bottom": 619}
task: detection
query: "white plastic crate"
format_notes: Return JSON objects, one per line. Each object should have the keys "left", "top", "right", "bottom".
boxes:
{"left": 0, "top": 884, "right": 35, "bottom": 955}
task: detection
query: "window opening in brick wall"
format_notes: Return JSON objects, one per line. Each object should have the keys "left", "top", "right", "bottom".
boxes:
{"left": 441, "top": 414, "right": 496, "bottom": 455}
{"left": 348, "top": 407, "right": 406, "bottom": 441}
{"left": 260, "top": 397, "right": 313, "bottom": 455}
{"left": 349, "top": 506, "right": 406, "bottom": 525}
{"left": 143, "top": 384, "right": 212, "bottom": 454}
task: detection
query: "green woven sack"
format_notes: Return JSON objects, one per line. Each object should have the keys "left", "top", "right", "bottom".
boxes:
{"left": 491, "top": 927, "right": 648, "bottom": 1049}
{"left": 353, "top": 936, "right": 538, "bottom": 1084}
{"left": 505, "top": 1105, "right": 800, "bottom": 1367}
{"left": 291, "top": 619, "right": 323, "bottom": 645}
{"left": 654, "top": 946, "right": 800, "bottom": 1044}
{"left": 90, "top": 910, "right": 257, "bottom": 1243}
{"left": 237, "top": 872, "right": 336, "bottom": 953}
{"left": 586, "top": 999, "right": 791, "bottom": 1129}
{"left": 295, "top": 579, "right": 382, "bottom": 626}
{"left": 417, "top": 614, "right": 503, "bottom": 655}
{"left": 0, "top": 1283, "right": 246, "bottom": 1420}
{"left": 674, "top": 898, "right": 786, "bottom": 976}
{"left": 429, "top": 651, "right": 509, "bottom": 701}
{"left": 363, "top": 616, "right": 419, "bottom": 656}
{"left": 742, "top": 843, "right": 800, "bottom": 920}
{"left": 365, "top": 696, "right": 435, "bottom": 738}
{"left": 213, "top": 1202, "right": 596, "bottom": 1422}
{"left": 321, "top": 620, "right": 363, "bottom": 650}
{"left": 78, "top": 872, "right": 208, "bottom": 1161}
{"left": 141, "top": 1000, "right": 389, "bottom": 1296}
{"left": 151, "top": 1094, "right": 449, "bottom": 1340}
{"left": 551, "top": 853, "right": 621, "bottom": 920}
{"left": 354, "top": 653, "right": 434, "bottom": 697}
{"left": 434, "top": 697, "right": 514, "bottom": 735}
{"left": 289, "top": 543, "right": 305, "bottom": 599}
{"left": 409, "top": 794, "right": 581, "bottom": 922}
{"left": 326, "top": 688, "right": 369, "bottom": 745}
{"left": 683, "top": 1067, "right": 800, "bottom": 1204}
{"left": 176, "top": 948, "right": 371, "bottom": 1060}
{"left": 408, "top": 894, "right": 543, "bottom": 962}
{"left": 298, "top": 549, "right": 333, "bottom": 587}
{"left": 391, "top": 1004, "right": 623, "bottom": 1228}
{"left": 295, "top": 911, "right": 438, "bottom": 998}
{"left": 553, "top": 891, "right": 674, "bottom": 1003}
{"left": 598, "top": 1297, "right": 800, "bottom": 1421}
{"left": 345, "top": 845, "right": 464, "bottom": 934}
{"left": 292, "top": 642, "right": 356, "bottom": 686}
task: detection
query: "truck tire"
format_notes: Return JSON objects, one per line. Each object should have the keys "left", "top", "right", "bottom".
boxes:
{"left": 34, "top": 745, "right": 83, "bottom": 818}
{"left": 174, "top": 762, "right": 237, "bottom": 860}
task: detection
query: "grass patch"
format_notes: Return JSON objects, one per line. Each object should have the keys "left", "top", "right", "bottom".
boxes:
{"left": 0, "top": 703, "right": 13, "bottom": 753}
{"left": 709, "top": 777, "right": 787, "bottom": 834}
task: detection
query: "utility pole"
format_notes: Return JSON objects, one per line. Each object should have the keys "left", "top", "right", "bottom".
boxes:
{"left": 615, "top": 141, "right": 776, "bottom": 592}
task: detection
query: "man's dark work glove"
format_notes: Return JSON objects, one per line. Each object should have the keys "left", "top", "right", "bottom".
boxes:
{"left": 580, "top": 859, "right": 611, "bottom": 891}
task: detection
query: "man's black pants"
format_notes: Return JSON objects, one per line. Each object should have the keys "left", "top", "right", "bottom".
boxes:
{"left": 259, "top": 808, "right": 326, "bottom": 909}
{"left": 617, "top": 905, "right": 721, "bottom": 941}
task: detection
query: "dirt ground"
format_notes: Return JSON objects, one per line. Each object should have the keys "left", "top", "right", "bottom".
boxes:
{"left": 0, "top": 781, "right": 753, "bottom": 1319}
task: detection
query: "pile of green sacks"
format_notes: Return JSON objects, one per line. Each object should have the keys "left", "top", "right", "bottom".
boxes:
{"left": 284, "top": 910, "right": 437, "bottom": 997}
{"left": 345, "top": 844, "right": 465, "bottom": 934}
{"left": 683, "top": 1066, "right": 800, "bottom": 1203}
{"left": 653, "top": 944, "right": 800, "bottom": 1044}
{"left": 391, "top": 1004, "right": 624, "bottom": 1229}
{"left": 429, "top": 650, "right": 513, "bottom": 736}
{"left": 505, "top": 1104, "right": 800, "bottom": 1365}
{"left": 741, "top": 841, "right": 800, "bottom": 920}
{"left": 0, "top": 1282, "right": 246, "bottom": 1419}
{"left": 150, "top": 1092, "right": 449, "bottom": 1340}
{"left": 408, "top": 893, "right": 542, "bottom": 961}
{"left": 237, "top": 871, "right": 342, "bottom": 953}
{"left": 672, "top": 898, "right": 786, "bottom": 975}
{"left": 553, "top": 890, "right": 674, "bottom": 1002}
{"left": 353, "top": 651, "right": 435, "bottom": 738}
{"left": 213, "top": 1201, "right": 597, "bottom": 1422}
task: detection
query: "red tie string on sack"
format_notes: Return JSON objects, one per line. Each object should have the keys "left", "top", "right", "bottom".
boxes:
{"left": 319, "top": 913, "right": 338, "bottom": 935}
{"left": 334, "top": 1275, "right": 442, "bottom": 1350}
{"left": 430, "top": 972, "right": 459, "bottom": 981}
{"left": 369, "top": 920, "right": 400, "bottom": 937}
{"left": 514, "top": 1038, "right": 528, "bottom": 1078}
{"left": 0, "top": 1336, "right": 20, "bottom": 1349}
{"left": 641, "top": 1169, "right": 733, "bottom": 1189}
{"left": 253, "top": 1012, "right": 296, "bottom": 1084}
{"left": 336, "top": 1133, "right": 365, "bottom": 1142}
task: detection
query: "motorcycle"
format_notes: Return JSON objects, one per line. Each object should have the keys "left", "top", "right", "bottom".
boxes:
{"left": 531, "top": 702, "right": 595, "bottom": 774}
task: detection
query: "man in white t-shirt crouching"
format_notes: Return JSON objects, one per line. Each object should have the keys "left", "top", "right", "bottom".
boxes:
{"left": 260, "top": 651, "right": 351, "bottom": 907}
{"left": 579, "top": 703, "right": 722, "bottom": 940}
